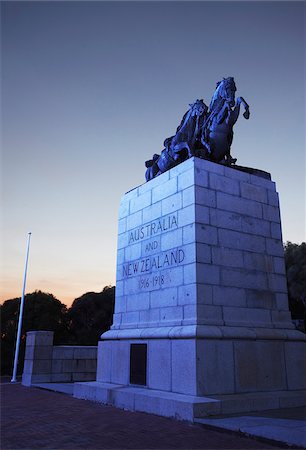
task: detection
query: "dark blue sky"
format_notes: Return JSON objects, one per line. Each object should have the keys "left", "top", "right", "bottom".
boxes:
{"left": 2, "top": 1, "right": 305, "bottom": 304}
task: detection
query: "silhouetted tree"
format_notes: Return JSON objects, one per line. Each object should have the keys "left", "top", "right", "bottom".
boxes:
{"left": 284, "top": 242, "right": 306, "bottom": 327}
{"left": 67, "top": 286, "right": 115, "bottom": 345}
{"left": 1, "top": 290, "right": 68, "bottom": 375}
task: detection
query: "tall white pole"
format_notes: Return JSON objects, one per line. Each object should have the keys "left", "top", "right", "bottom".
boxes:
{"left": 11, "top": 232, "right": 32, "bottom": 383}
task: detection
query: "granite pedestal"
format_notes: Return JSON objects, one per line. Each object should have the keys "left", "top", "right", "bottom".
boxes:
{"left": 74, "top": 157, "right": 306, "bottom": 421}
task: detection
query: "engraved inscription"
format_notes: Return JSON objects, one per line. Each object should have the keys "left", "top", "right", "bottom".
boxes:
{"left": 128, "top": 214, "right": 178, "bottom": 244}
{"left": 123, "top": 249, "right": 185, "bottom": 278}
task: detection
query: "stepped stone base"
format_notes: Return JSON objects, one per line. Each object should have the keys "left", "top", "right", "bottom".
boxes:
{"left": 73, "top": 381, "right": 306, "bottom": 422}
{"left": 74, "top": 158, "right": 306, "bottom": 422}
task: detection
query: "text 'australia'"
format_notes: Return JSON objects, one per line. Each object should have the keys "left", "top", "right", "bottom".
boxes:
{"left": 128, "top": 215, "right": 178, "bottom": 244}
{"left": 123, "top": 249, "right": 185, "bottom": 277}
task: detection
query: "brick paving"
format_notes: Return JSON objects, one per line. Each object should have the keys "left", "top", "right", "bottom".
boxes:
{"left": 1, "top": 382, "right": 284, "bottom": 450}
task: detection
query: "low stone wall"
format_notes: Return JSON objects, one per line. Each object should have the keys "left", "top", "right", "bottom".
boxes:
{"left": 22, "top": 331, "right": 97, "bottom": 386}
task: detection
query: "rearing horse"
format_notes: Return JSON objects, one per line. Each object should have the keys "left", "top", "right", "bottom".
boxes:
{"left": 201, "top": 77, "right": 250, "bottom": 164}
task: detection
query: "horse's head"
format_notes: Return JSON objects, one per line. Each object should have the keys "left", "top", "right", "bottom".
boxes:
{"left": 189, "top": 99, "right": 208, "bottom": 117}
{"left": 210, "top": 77, "right": 237, "bottom": 110}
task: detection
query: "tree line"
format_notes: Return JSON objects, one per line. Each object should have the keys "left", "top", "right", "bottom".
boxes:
{"left": 1, "top": 286, "right": 115, "bottom": 376}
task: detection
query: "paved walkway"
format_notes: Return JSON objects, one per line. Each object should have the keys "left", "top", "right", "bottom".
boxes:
{"left": 1, "top": 381, "right": 288, "bottom": 450}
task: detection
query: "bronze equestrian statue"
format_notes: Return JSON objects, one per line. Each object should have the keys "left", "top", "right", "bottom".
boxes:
{"left": 145, "top": 77, "right": 250, "bottom": 181}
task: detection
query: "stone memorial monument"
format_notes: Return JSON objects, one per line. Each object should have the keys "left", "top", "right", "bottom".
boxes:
{"left": 74, "top": 78, "right": 306, "bottom": 421}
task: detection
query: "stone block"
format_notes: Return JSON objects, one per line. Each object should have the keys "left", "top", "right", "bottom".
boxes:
{"left": 197, "top": 340, "right": 235, "bottom": 395}
{"left": 152, "top": 177, "right": 177, "bottom": 203}
{"left": 127, "top": 292, "right": 150, "bottom": 312}
{"left": 134, "top": 392, "right": 161, "bottom": 415}
{"left": 73, "top": 372, "right": 96, "bottom": 382}
{"left": 148, "top": 340, "right": 171, "bottom": 391}
{"left": 73, "top": 347, "right": 97, "bottom": 359}
{"left": 124, "top": 243, "right": 142, "bottom": 262}
{"left": 183, "top": 263, "right": 196, "bottom": 284}
{"left": 262, "top": 204, "right": 281, "bottom": 223}
{"left": 112, "top": 389, "right": 135, "bottom": 411}
{"left": 62, "top": 359, "right": 75, "bottom": 372}
{"left": 124, "top": 187, "right": 139, "bottom": 201}
{"left": 161, "top": 228, "right": 183, "bottom": 250}
{"left": 249, "top": 174, "right": 276, "bottom": 190}
{"left": 126, "top": 210, "right": 142, "bottom": 231}
{"left": 178, "top": 168, "right": 195, "bottom": 190}
{"left": 268, "top": 190, "right": 279, "bottom": 206}
{"left": 121, "top": 311, "right": 140, "bottom": 326}
{"left": 162, "top": 192, "right": 182, "bottom": 216}
{"left": 177, "top": 284, "right": 197, "bottom": 305}
{"left": 114, "top": 296, "right": 126, "bottom": 314}
{"left": 139, "top": 170, "right": 169, "bottom": 194}
{"left": 271, "top": 222, "right": 282, "bottom": 240}
{"left": 271, "top": 310, "right": 292, "bottom": 325}
{"left": 217, "top": 192, "right": 262, "bottom": 218}
{"left": 266, "top": 238, "right": 284, "bottom": 257}
{"left": 118, "top": 198, "right": 129, "bottom": 219}
{"left": 170, "top": 157, "right": 195, "bottom": 177}
{"left": 31, "top": 359, "right": 52, "bottom": 374}
{"left": 172, "top": 339, "right": 197, "bottom": 395}
{"left": 118, "top": 218, "right": 126, "bottom": 235}
{"left": 197, "top": 158, "right": 225, "bottom": 175}
{"left": 268, "top": 274, "right": 288, "bottom": 293}
{"left": 139, "top": 308, "right": 160, "bottom": 325}
{"left": 243, "top": 252, "right": 272, "bottom": 272}
{"left": 275, "top": 293, "right": 289, "bottom": 311}
{"left": 160, "top": 306, "right": 183, "bottom": 323}
{"left": 221, "top": 267, "right": 268, "bottom": 290}
{"left": 23, "top": 360, "right": 33, "bottom": 374}
{"left": 245, "top": 289, "right": 275, "bottom": 309}
{"left": 52, "top": 373, "right": 72, "bottom": 382}
{"left": 111, "top": 341, "right": 130, "bottom": 385}
{"left": 26, "top": 331, "right": 54, "bottom": 346}
{"left": 195, "top": 186, "right": 216, "bottom": 207}
{"left": 24, "top": 374, "right": 51, "bottom": 384}
{"left": 240, "top": 182, "right": 268, "bottom": 203}
{"left": 213, "top": 285, "right": 246, "bottom": 307}
{"left": 183, "top": 305, "right": 197, "bottom": 320}
{"left": 51, "top": 359, "right": 62, "bottom": 374}
{"left": 209, "top": 172, "right": 240, "bottom": 196}
{"left": 223, "top": 306, "right": 271, "bottom": 327}
{"left": 273, "top": 257, "right": 286, "bottom": 274}
{"left": 211, "top": 247, "right": 243, "bottom": 268}
{"left": 219, "top": 229, "right": 266, "bottom": 253}
{"left": 234, "top": 340, "right": 287, "bottom": 392}
{"left": 178, "top": 205, "right": 195, "bottom": 227}
{"left": 182, "top": 186, "right": 195, "bottom": 207}
{"left": 142, "top": 201, "right": 162, "bottom": 223}
{"left": 195, "top": 205, "right": 210, "bottom": 224}
{"left": 210, "top": 209, "right": 242, "bottom": 232}
{"left": 197, "top": 243, "right": 211, "bottom": 264}
{"left": 241, "top": 216, "right": 270, "bottom": 237}
{"left": 194, "top": 167, "right": 209, "bottom": 187}
{"left": 196, "top": 224, "right": 218, "bottom": 245}
{"left": 183, "top": 223, "right": 195, "bottom": 244}
{"left": 97, "top": 341, "right": 112, "bottom": 382}
{"left": 224, "top": 166, "right": 250, "bottom": 182}
{"left": 197, "top": 305, "right": 223, "bottom": 324}
{"left": 150, "top": 287, "right": 177, "bottom": 308}
{"left": 21, "top": 373, "right": 32, "bottom": 386}
{"left": 197, "top": 263, "right": 220, "bottom": 285}
{"left": 129, "top": 190, "right": 151, "bottom": 214}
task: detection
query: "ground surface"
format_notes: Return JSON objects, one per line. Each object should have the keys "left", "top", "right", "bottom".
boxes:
{"left": 1, "top": 381, "right": 285, "bottom": 450}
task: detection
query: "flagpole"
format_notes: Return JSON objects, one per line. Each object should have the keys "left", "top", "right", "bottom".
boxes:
{"left": 11, "top": 232, "right": 32, "bottom": 383}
